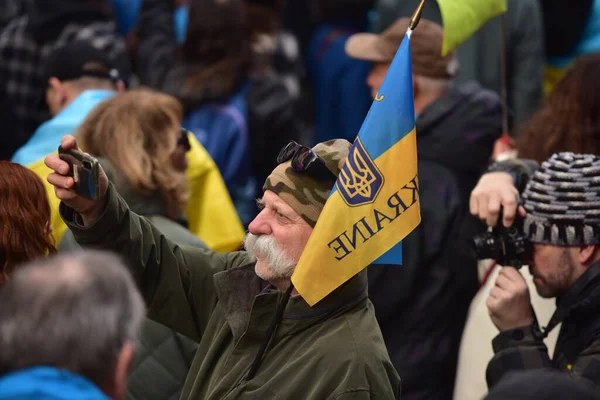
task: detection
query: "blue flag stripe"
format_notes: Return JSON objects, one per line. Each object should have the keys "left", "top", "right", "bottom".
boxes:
{"left": 357, "top": 33, "right": 414, "bottom": 161}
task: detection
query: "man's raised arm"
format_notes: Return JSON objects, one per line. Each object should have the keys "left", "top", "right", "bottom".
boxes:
{"left": 45, "top": 135, "right": 248, "bottom": 342}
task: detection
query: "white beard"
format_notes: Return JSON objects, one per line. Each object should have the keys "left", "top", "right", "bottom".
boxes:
{"left": 244, "top": 233, "right": 296, "bottom": 281}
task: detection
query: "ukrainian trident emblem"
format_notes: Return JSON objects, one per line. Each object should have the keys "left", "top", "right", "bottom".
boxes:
{"left": 337, "top": 138, "right": 384, "bottom": 207}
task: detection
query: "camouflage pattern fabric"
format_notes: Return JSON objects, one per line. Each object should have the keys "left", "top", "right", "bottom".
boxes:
{"left": 264, "top": 139, "right": 351, "bottom": 227}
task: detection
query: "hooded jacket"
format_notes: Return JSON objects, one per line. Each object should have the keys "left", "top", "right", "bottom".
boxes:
{"left": 368, "top": 81, "right": 502, "bottom": 399}
{"left": 60, "top": 184, "right": 400, "bottom": 399}
{"left": 0, "top": 367, "right": 108, "bottom": 400}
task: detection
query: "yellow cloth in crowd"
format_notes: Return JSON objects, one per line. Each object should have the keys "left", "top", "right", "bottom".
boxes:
{"left": 29, "top": 134, "right": 245, "bottom": 253}
{"left": 544, "top": 64, "right": 567, "bottom": 96}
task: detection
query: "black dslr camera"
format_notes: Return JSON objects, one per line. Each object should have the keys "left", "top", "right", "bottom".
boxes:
{"left": 472, "top": 213, "right": 531, "bottom": 269}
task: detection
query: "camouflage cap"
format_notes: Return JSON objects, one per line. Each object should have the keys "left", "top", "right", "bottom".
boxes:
{"left": 264, "top": 139, "right": 352, "bottom": 227}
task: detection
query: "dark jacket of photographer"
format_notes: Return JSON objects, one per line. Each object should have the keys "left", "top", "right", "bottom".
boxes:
{"left": 485, "top": 159, "right": 600, "bottom": 393}
{"left": 487, "top": 260, "right": 600, "bottom": 393}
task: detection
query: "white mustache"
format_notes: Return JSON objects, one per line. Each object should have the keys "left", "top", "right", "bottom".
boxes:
{"left": 244, "top": 233, "right": 296, "bottom": 277}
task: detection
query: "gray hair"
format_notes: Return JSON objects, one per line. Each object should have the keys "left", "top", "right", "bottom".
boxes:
{"left": 0, "top": 250, "right": 145, "bottom": 387}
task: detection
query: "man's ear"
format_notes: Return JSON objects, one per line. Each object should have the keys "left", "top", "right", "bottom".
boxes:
{"left": 48, "top": 77, "right": 67, "bottom": 104}
{"left": 48, "top": 77, "right": 64, "bottom": 94}
{"left": 108, "top": 341, "right": 135, "bottom": 400}
{"left": 578, "top": 245, "right": 598, "bottom": 266}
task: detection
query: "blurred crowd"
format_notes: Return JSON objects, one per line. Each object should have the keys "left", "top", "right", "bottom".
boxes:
{"left": 1, "top": 0, "right": 600, "bottom": 399}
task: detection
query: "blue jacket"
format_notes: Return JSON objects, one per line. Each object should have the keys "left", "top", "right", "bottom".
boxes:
{"left": 11, "top": 90, "right": 115, "bottom": 166}
{"left": 108, "top": 0, "right": 188, "bottom": 43}
{"left": 307, "top": 23, "right": 372, "bottom": 145}
{"left": 183, "top": 83, "right": 256, "bottom": 226}
{"left": 0, "top": 367, "right": 109, "bottom": 400}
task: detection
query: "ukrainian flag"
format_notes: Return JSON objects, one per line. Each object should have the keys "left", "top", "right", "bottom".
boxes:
{"left": 292, "top": 29, "right": 421, "bottom": 306}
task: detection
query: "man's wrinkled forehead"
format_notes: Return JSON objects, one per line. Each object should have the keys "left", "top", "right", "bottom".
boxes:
{"left": 260, "top": 190, "right": 302, "bottom": 218}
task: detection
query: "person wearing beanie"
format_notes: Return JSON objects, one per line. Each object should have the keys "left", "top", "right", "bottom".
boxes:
{"left": 43, "top": 134, "right": 400, "bottom": 399}
{"left": 346, "top": 16, "right": 503, "bottom": 400}
{"left": 471, "top": 152, "right": 600, "bottom": 393}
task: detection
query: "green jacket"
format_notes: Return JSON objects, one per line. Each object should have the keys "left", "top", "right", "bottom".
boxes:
{"left": 58, "top": 158, "right": 203, "bottom": 400}
{"left": 61, "top": 184, "right": 400, "bottom": 400}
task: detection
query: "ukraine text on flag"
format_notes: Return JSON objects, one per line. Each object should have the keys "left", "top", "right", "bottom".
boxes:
{"left": 292, "top": 29, "right": 421, "bottom": 306}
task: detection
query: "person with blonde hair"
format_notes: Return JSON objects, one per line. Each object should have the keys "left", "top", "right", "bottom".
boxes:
{"left": 76, "top": 88, "right": 189, "bottom": 223}
{"left": 60, "top": 89, "right": 202, "bottom": 400}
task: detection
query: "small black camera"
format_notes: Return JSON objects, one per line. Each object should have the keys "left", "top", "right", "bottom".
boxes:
{"left": 472, "top": 215, "right": 531, "bottom": 269}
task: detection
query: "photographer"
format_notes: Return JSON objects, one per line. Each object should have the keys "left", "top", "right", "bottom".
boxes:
{"left": 470, "top": 152, "right": 600, "bottom": 392}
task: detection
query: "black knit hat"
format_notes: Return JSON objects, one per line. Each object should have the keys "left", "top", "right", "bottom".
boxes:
{"left": 522, "top": 152, "right": 600, "bottom": 246}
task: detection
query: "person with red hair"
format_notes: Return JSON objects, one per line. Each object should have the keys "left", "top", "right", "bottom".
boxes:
{"left": 0, "top": 161, "right": 56, "bottom": 285}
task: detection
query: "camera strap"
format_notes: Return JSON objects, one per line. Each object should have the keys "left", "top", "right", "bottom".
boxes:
{"left": 531, "top": 304, "right": 566, "bottom": 340}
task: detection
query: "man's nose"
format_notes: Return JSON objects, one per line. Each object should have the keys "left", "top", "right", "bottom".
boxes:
{"left": 248, "top": 211, "right": 272, "bottom": 236}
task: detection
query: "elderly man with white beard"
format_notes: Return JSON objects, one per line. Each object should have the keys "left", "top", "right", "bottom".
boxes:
{"left": 44, "top": 135, "right": 400, "bottom": 400}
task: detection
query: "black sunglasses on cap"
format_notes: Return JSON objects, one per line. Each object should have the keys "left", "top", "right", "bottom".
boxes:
{"left": 277, "top": 141, "right": 337, "bottom": 181}
{"left": 178, "top": 128, "right": 191, "bottom": 152}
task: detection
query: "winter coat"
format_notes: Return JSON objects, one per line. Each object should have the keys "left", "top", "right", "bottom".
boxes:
{"left": 60, "top": 183, "right": 401, "bottom": 399}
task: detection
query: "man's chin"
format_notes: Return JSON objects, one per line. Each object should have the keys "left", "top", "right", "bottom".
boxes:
{"left": 254, "top": 261, "right": 270, "bottom": 281}
{"left": 533, "top": 278, "right": 556, "bottom": 299}
{"left": 254, "top": 260, "right": 295, "bottom": 286}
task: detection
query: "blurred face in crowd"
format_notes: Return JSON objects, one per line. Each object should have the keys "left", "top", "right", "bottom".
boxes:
{"left": 367, "top": 62, "right": 391, "bottom": 100}
{"left": 245, "top": 190, "right": 313, "bottom": 288}
{"left": 171, "top": 129, "right": 191, "bottom": 172}
{"left": 529, "top": 244, "right": 590, "bottom": 298}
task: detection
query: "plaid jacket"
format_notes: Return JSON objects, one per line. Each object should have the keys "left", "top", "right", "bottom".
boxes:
{"left": 487, "top": 261, "right": 600, "bottom": 393}
{"left": 0, "top": 16, "right": 128, "bottom": 160}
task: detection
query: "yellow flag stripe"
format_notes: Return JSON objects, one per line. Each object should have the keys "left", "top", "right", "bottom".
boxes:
{"left": 292, "top": 129, "right": 421, "bottom": 306}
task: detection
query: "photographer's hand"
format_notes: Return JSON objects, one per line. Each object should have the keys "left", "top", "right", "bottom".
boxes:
{"left": 487, "top": 267, "right": 533, "bottom": 332}
{"left": 470, "top": 172, "right": 526, "bottom": 227}
{"left": 45, "top": 135, "right": 109, "bottom": 226}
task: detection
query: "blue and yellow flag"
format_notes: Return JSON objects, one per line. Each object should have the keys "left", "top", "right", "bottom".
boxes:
{"left": 292, "top": 29, "right": 421, "bottom": 306}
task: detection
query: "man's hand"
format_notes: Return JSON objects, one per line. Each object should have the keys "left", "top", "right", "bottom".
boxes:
{"left": 487, "top": 267, "right": 533, "bottom": 332}
{"left": 470, "top": 171, "right": 526, "bottom": 227}
{"left": 45, "top": 135, "right": 109, "bottom": 226}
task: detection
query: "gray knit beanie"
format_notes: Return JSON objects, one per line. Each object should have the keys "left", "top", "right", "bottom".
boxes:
{"left": 522, "top": 152, "right": 600, "bottom": 246}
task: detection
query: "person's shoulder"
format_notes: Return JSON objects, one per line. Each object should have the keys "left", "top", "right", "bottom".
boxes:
{"left": 303, "top": 300, "right": 391, "bottom": 364}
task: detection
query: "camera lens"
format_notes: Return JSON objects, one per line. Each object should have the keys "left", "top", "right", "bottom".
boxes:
{"left": 473, "top": 232, "right": 498, "bottom": 260}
